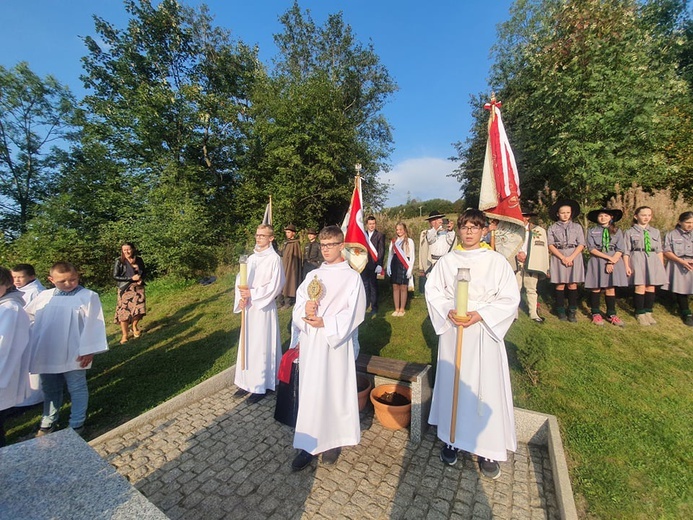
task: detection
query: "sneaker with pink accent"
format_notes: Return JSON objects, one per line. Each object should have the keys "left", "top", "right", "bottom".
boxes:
{"left": 591, "top": 314, "right": 604, "bottom": 325}
{"left": 607, "top": 315, "right": 625, "bottom": 327}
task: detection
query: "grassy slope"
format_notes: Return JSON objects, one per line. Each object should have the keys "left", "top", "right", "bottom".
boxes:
{"left": 6, "top": 274, "right": 692, "bottom": 519}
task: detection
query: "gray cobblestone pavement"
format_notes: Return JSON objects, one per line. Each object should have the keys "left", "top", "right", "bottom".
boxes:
{"left": 93, "top": 386, "right": 559, "bottom": 520}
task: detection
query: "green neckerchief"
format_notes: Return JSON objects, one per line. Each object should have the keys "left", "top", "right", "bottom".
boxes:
{"left": 644, "top": 228, "right": 651, "bottom": 254}
{"left": 601, "top": 227, "right": 610, "bottom": 252}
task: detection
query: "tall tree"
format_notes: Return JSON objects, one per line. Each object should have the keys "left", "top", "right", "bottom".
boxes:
{"left": 79, "top": 0, "right": 260, "bottom": 274}
{"left": 0, "top": 62, "right": 76, "bottom": 236}
{"left": 241, "top": 2, "right": 397, "bottom": 229}
{"left": 457, "top": 0, "right": 693, "bottom": 209}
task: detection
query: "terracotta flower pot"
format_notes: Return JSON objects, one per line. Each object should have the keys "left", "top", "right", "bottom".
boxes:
{"left": 370, "top": 383, "right": 411, "bottom": 430}
{"left": 357, "top": 374, "right": 372, "bottom": 412}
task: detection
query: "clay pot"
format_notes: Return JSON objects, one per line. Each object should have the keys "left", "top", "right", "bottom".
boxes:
{"left": 370, "top": 383, "right": 411, "bottom": 430}
{"left": 357, "top": 374, "right": 372, "bottom": 411}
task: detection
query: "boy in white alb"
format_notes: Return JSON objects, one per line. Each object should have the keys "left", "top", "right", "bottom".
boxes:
{"left": 290, "top": 225, "right": 366, "bottom": 471}
{"left": 234, "top": 225, "right": 286, "bottom": 402}
{"left": 26, "top": 262, "right": 108, "bottom": 436}
{"left": 10, "top": 263, "right": 45, "bottom": 406}
{"left": 425, "top": 209, "right": 520, "bottom": 479}
{"left": 11, "top": 263, "right": 46, "bottom": 306}
{"left": 0, "top": 266, "right": 32, "bottom": 447}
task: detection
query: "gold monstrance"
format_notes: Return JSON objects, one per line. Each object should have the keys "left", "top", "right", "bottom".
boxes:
{"left": 305, "top": 275, "right": 324, "bottom": 319}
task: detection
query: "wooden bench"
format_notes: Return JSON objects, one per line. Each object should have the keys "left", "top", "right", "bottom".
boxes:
{"left": 356, "top": 353, "right": 432, "bottom": 445}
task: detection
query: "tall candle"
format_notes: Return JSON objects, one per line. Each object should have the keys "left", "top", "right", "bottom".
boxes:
{"left": 239, "top": 255, "right": 248, "bottom": 286}
{"left": 455, "top": 268, "right": 471, "bottom": 317}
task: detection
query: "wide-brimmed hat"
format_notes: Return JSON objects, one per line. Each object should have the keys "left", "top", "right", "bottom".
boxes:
{"left": 425, "top": 210, "right": 445, "bottom": 221}
{"left": 521, "top": 205, "right": 538, "bottom": 216}
{"left": 587, "top": 208, "right": 623, "bottom": 224}
{"left": 549, "top": 199, "right": 581, "bottom": 221}
{"left": 284, "top": 224, "right": 297, "bottom": 232}
{"left": 305, "top": 228, "right": 318, "bottom": 235}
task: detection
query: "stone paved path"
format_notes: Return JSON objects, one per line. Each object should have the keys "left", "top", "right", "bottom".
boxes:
{"left": 93, "top": 386, "right": 559, "bottom": 520}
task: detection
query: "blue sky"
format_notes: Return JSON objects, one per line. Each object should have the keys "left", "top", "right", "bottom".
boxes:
{"left": 0, "top": 0, "right": 515, "bottom": 207}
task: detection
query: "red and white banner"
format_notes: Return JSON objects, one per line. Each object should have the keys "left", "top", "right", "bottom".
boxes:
{"left": 341, "top": 176, "right": 373, "bottom": 273}
{"left": 479, "top": 97, "right": 523, "bottom": 227}
{"left": 479, "top": 96, "right": 524, "bottom": 263}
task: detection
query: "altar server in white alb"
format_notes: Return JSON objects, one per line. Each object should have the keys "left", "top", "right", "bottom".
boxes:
{"left": 234, "top": 224, "right": 286, "bottom": 403}
{"left": 425, "top": 209, "right": 520, "bottom": 480}
{"left": 290, "top": 225, "right": 366, "bottom": 471}
{"left": 27, "top": 262, "right": 108, "bottom": 436}
{"left": 0, "top": 266, "right": 32, "bottom": 447}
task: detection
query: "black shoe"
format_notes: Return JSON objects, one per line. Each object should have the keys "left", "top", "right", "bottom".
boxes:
{"left": 234, "top": 388, "right": 250, "bottom": 397}
{"left": 684, "top": 315, "right": 693, "bottom": 327}
{"left": 36, "top": 424, "right": 56, "bottom": 438}
{"left": 567, "top": 310, "right": 577, "bottom": 323}
{"left": 440, "top": 445, "right": 458, "bottom": 466}
{"left": 558, "top": 313, "right": 568, "bottom": 322}
{"left": 478, "top": 457, "right": 501, "bottom": 479}
{"left": 531, "top": 317, "right": 545, "bottom": 323}
{"left": 321, "top": 447, "right": 341, "bottom": 465}
{"left": 71, "top": 425, "right": 85, "bottom": 437}
{"left": 291, "top": 450, "right": 314, "bottom": 471}
{"left": 247, "top": 393, "right": 266, "bottom": 404}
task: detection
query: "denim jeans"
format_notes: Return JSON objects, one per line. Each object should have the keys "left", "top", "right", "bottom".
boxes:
{"left": 39, "top": 370, "right": 89, "bottom": 429}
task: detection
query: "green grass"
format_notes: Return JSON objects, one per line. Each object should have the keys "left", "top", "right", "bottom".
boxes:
{"left": 6, "top": 274, "right": 692, "bottom": 519}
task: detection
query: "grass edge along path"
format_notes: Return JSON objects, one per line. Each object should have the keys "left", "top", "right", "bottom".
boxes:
{"left": 5, "top": 273, "right": 692, "bottom": 519}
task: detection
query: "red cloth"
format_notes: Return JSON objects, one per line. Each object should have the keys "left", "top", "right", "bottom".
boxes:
{"left": 343, "top": 176, "right": 378, "bottom": 262}
{"left": 278, "top": 347, "right": 299, "bottom": 384}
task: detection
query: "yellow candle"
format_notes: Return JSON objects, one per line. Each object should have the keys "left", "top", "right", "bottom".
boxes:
{"left": 239, "top": 258, "right": 248, "bottom": 286}
{"left": 456, "top": 279, "right": 468, "bottom": 317}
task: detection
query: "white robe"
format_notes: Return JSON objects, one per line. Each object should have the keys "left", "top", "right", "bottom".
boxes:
{"left": 16, "top": 279, "right": 45, "bottom": 405}
{"left": 425, "top": 248, "right": 520, "bottom": 461}
{"left": 292, "top": 260, "right": 366, "bottom": 455}
{"left": 0, "top": 292, "right": 32, "bottom": 411}
{"left": 17, "top": 279, "right": 46, "bottom": 307}
{"left": 26, "top": 288, "right": 108, "bottom": 374}
{"left": 233, "top": 246, "right": 285, "bottom": 394}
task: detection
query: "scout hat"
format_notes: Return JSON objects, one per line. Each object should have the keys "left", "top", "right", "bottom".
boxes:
{"left": 587, "top": 208, "right": 623, "bottom": 224}
{"left": 305, "top": 228, "right": 318, "bottom": 235}
{"left": 425, "top": 210, "right": 445, "bottom": 221}
{"left": 549, "top": 199, "right": 581, "bottom": 221}
{"left": 284, "top": 224, "right": 297, "bottom": 232}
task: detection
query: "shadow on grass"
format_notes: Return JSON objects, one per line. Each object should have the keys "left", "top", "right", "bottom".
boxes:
{"left": 6, "top": 290, "right": 236, "bottom": 443}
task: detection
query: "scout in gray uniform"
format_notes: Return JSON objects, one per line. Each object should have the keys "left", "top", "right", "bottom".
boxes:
{"left": 623, "top": 206, "right": 667, "bottom": 326}
{"left": 584, "top": 208, "right": 628, "bottom": 327}
{"left": 662, "top": 211, "right": 693, "bottom": 326}
{"left": 547, "top": 199, "right": 585, "bottom": 322}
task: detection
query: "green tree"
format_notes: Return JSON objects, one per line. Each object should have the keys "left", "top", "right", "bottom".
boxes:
{"left": 240, "top": 2, "right": 397, "bottom": 230}
{"left": 458, "top": 0, "right": 693, "bottom": 209}
{"left": 0, "top": 62, "right": 76, "bottom": 236}
{"left": 79, "top": 0, "right": 261, "bottom": 274}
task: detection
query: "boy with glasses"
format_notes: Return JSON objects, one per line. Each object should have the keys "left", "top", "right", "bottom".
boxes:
{"left": 290, "top": 225, "right": 366, "bottom": 471}
{"left": 234, "top": 225, "right": 286, "bottom": 403}
{"left": 425, "top": 209, "right": 520, "bottom": 479}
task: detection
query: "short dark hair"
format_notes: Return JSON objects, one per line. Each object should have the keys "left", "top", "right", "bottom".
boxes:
{"left": 11, "top": 263, "right": 36, "bottom": 276}
{"left": 319, "top": 225, "right": 344, "bottom": 242}
{"left": 366, "top": 215, "right": 376, "bottom": 222}
{"left": 50, "top": 262, "right": 77, "bottom": 276}
{"left": 457, "top": 209, "right": 487, "bottom": 229}
{"left": 0, "top": 266, "right": 14, "bottom": 288}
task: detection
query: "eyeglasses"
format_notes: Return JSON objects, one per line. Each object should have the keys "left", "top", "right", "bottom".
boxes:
{"left": 460, "top": 226, "right": 482, "bottom": 233}
{"left": 319, "top": 242, "right": 343, "bottom": 250}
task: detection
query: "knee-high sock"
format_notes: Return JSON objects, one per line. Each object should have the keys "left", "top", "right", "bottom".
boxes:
{"left": 634, "top": 292, "right": 645, "bottom": 314}
{"left": 644, "top": 291, "right": 656, "bottom": 313}
{"left": 590, "top": 291, "right": 601, "bottom": 314}
{"left": 567, "top": 288, "right": 579, "bottom": 310}
{"left": 605, "top": 295, "right": 617, "bottom": 316}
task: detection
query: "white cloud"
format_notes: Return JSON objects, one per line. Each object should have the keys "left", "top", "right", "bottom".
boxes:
{"left": 380, "top": 157, "right": 462, "bottom": 207}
